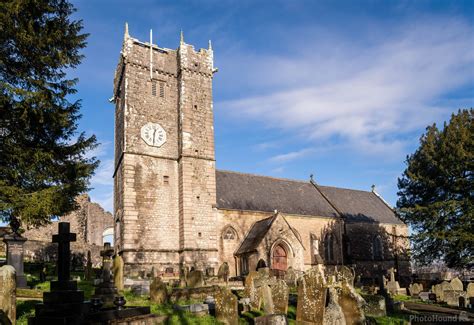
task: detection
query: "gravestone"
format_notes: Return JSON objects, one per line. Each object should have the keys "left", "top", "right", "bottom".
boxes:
{"left": 85, "top": 250, "right": 92, "bottom": 281}
{"left": 92, "top": 242, "right": 119, "bottom": 305}
{"left": 179, "top": 262, "right": 188, "bottom": 288}
{"left": 386, "top": 268, "right": 406, "bottom": 295}
{"left": 439, "top": 281, "right": 453, "bottom": 302}
{"left": 337, "top": 267, "right": 366, "bottom": 325}
{"left": 3, "top": 234, "right": 27, "bottom": 288}
{"left": 215, "top": 287, "right": 238, "bottom": 325}
{"left": 150, "top": 277, "right": 168, "bottom": 304}
{"left": 467, "top": 283, "right": 474, "bottom": 298}
{"left": 217, "top": 262, "right": 230, "bottom": 283}
{"left": 113, "top": 254, "right": 124, "bottom": 291}
{"left": 0, "top": 265, "right": 16, "bottom": 324}
{"left": 187, "top": 270, "right": 204, "bottom": 288}
{"left": 284, "top": 266, "right": 297, "bottom": 288}
{"left": 244, "top": 271, "right": 261, "bottom": 310}
{"left": 418, "top": 292, "right": 431, "bottom": 302}
{"left": 324, "top": 286, "right": 346, "bottom": 325}
{"left": 254, "top": 270, "right": 277, "bottom": 315}
{"left": 444, "top": 290, "right": 466, "bottom": 307}
{"left": 450, "top": 277, "right": 463, "bottom": 291}
{"left": 271, "top": 279, "right": 289, "bottom": 314}
{"left": 296, "top": 267, "right": 326, "bottom": 324}
{"left": 409, "top": 283, "right": 423, "bottom": 297}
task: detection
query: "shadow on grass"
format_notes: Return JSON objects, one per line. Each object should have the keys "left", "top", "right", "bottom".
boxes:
{"left": 16, "top": 299, "right": 41, "bottom": 324}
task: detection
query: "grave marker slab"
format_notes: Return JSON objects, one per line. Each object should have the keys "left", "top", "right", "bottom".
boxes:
{"left": 0, "top": 265, "right": 16, "bottom": 325}
{"left": 296, "top": 267, "right": 326, "bottom": 324}
{"left": 271, "top": 279, "right": 289, "bottom": 315}
{"left": 215, "top": 287, "right": 238, "bottom": 325}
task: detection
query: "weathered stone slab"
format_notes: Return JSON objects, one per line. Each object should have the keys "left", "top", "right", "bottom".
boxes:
{"left": 409, "top": 283, "right": 423, "bottom": 297}
{"left": 324, "top": 286, "right": 346, "bottom": 325}
{"left": 215, "top": 288, "right": 238, "bottom": 325}
{"left": 363, "top": 295, "right": 386, "bottom": 317}
{"left": 296, "top": 267, "right": 326, "bottom": 324}
{"left": 150, "top": 277, "right": 168, "bottom": 304}
{"left": 113, "top": 255, "right": 124, "bottom": 291}
{"left": 338, "top": 282, "right": 366, "bottom": 324}
{"left": 439, "top": 281, "right": 453, "bottom": 302}
{"left": 467, "top": 283, "right": 474, "bottom": 298}
{"left": 418, "top": 292, "right": 430, "bottom": 302}
{"left": 0, "top": 265, "right": 16, "bottom": 325}
{"left": 187, "top": 270, "right": 204, "bottom": 288}
{"left": 339, "top": 266, "right": 355, "bottom": 287}
{"left": 254, "top": 314, "right": 288, "bottom": 325}
{"left": 284, "top": 267, "right": 297, "bottom": 287}
{"left": 450, "top": 277, "right": 463, "bottom": 291}
{"left": 271, "top": 279, "right": 289, "bottom": 315}
{"left": 244, "top": 271, "right": 261, "bottom": 310}
{"left": 445, "top": 290, "right": 466, "bottom": 307}
{"left": 217, "top": 262, "right": 230, "bottom": 283}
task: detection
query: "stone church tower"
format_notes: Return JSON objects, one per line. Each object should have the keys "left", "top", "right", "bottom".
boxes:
{"left": 113, "top": 25, "right": 218, "bottom": 276}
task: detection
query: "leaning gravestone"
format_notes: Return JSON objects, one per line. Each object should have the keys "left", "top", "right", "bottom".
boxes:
{"left": 296, "top": 267, "right": 326, "bottom": 324}
{"left": 244, "top": 271, "right": 261, "bottom": 310}
{"left": 215, "top": 287, "right": 238, "bottom": 325}
{"left": 0, "top": 265, "right": 16, "bottom": 325}
{"left": 112, "top": 254, "right": 124, "bottom": 291}
{"left": 271, "top": 279, "right": 289, "bottom": 314}
{"left": 324, "top": 286, "right": 346, "bottom": 325}
{"left": 450, "top": 277, "right": 463, "bottom": 291}
{"left": 339, "top": 266, "right": 355, "bottom": 287}
{"left": 150, "top": 277, "right": 168, "bottom": 304}
{"left": 187, "top": 270, "right": 204, "bottom": 288}
{"left": 337, "top": 268, "right": 366, "bottom": 325}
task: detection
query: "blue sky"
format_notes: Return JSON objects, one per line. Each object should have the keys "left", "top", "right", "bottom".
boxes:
{"left": 71, "top": 0, "right": 474, "bottom": 212}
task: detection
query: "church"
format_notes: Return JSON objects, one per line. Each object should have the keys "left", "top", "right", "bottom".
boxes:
{"left": 112, "top": 26, "right": 410, "bottom": 285}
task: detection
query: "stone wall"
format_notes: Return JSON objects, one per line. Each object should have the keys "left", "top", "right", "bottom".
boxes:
{"left": 21, "top": 194, "right": 113, "bottom": 266}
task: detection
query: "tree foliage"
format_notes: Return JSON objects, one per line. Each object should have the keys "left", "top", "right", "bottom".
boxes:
{"left": 0, "top": 0, "right": 98, "bottom": 230}
{"left": 397, "top": 109, "right": 474, "bottom": 268}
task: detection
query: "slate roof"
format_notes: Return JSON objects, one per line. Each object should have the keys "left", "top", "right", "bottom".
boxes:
{"left": 235, "top": 216, "right": 276, "bottom": 255}
{"left": 317, "top": 186, "right": 403, "bottom": 224}
{"left": 216, "top": 170, "right": 402, "bottom": 224}
{"left": 216, "top": 170, "right": 339, "bottom": 218}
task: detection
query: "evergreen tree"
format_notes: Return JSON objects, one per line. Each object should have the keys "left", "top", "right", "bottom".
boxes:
{"left": 397, "top": 109, "right": 474, "bottom": 268}
{"left": 0, "top": 0, "right": 98, "bottom": 231}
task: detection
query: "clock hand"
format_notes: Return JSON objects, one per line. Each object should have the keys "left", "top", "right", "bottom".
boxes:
{"left": 153, "top": 128, "right": 157, "bottom": 145}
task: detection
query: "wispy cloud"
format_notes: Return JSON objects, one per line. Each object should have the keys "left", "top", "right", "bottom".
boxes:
{"left": 268, "top": 148, "right": 315, "bottom": 163}
{"left": 219, "top": 18, "right": 474, "bottom": 159}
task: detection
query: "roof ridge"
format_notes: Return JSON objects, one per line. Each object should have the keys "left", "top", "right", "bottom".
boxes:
{"left": 318, "top": 184, "right": 373, "bottom": 194}
{"left": 216, "top": 169, "right": 310, "bottom": 184}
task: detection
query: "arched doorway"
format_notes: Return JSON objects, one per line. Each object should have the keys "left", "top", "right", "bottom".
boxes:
{"left": 272, "top": 244, "right": 288, "bottom": 272}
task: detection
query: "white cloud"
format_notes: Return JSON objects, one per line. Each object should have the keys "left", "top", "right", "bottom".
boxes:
{"left": 268, "top": 148, "right": 315, "bottom": 163}
{"left": 90, "top": 159, "right": 114, "bottom": 187}
{"left": 218, "top": 18, "right": 474, "bottom": 159}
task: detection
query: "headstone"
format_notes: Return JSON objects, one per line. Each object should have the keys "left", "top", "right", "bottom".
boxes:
{"left": 363, "top": 295, "right": 386, "bottom": 317}
{"left": 467, "top": 283, "right": 474, "bottom": 298}
{"left": 418, "top": 292, "right": 431, "bottom": 302}
{"left": 284, "top": 267, "right": 297, "bottom": 287}
{"left": 187, "top": 270, "right": 204, "bottom": 288}
{"left": 338, "top": 276, "right": 366, "bottom": 324}
{"left": 112, "top": 254, "right": 124, "bottom": 291}
{"left": 85, "top": 250, "right": 92, "bottom": 281}
{"left": 450, "top": 277, "right": 463, "bottom": 291}
{"left": 254, "top": 270, "right": 277, "bottom": 315}
{"left": 217, "top": 262, "right": 230, "bottom": 283}
{"left": 150, "top": 277, "right": 168, "bottom": 304}
{"left": 439, "top": 281, "right": 453, "bottom": 302}
{"left": 324, "top": 286, "right": 346, "bottom": 325}
{"left": 244, "top": 271, "right": 261, "bottom": 310}
{"left": 92, "top": 242, "right": 119, "bottom": 305}
{"left": 409, "top": 283, "right": 423, "bottom": 297}
{"left": 179, "top": 262, "right": 188, "bottom": 287}
{"left": 444, "top": 290, "right": 466, "bottom": 307}
{"left": 215, "top": 287, "right": 238, "bottom": 325}
{"left": 0, "top": 265, "right": 16, "bottom": 324}
{"left": 174, "top": 303, "right": 209, "bottom": 316}
{"left": 271, "top": 279, "right": 289, "bottom": 314}
{"left": 338, "top": 266, "right": 355, "bottom": 287}
{"left": 254, "top": 314, "right": 288, "bottom": 324}
{"left": 296, "top": 267, "right": 326, "bottom": 324}
{"left": 3, "top": 234, "right": 27, "bottom": 288}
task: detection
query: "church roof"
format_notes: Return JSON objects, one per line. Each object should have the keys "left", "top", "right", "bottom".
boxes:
{"left": 216, "top": 170, "right": 403, "bottom": 224}
{"left": 235, "top": 215, "right": 276, "bottom": 255}
{"left": 317, "top": 186, "right": 403, "bottom": 224}
{"left": 216, "top": 170, "right": 339, "bottom": 218}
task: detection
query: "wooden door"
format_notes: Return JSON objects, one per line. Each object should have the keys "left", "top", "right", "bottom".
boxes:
{"left": 272, "top": 244, "right": 288, "bottom": 271}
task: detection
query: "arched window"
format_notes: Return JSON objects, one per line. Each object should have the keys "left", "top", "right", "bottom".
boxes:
{"left": 372, "top": 235, "right": 383, "bottom": 260}
{"left": 103, "top": 227, "right": 114, "bottom": 246}
{"left": 222, "top": 226, "right": 237, "bottom": 240}
{"left": 324, "top": 233, "right": 334, "bottom": 262}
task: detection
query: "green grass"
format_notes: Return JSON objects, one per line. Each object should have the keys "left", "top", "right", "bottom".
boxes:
{"left": 17, "top": 300, "right": 41, "bottom": 325}
{"left": 368, "top": 311, "right": 412, "bottom": 325}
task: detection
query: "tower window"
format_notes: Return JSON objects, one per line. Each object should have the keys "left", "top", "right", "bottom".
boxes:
{"left": 163, "top": 175, "right": 169, "bottom": 185}
{"left": 151, "top": 81, "right": 157, "bottom": 96}
{"left": 159, "top": 82, "right": 165, "bottom": 97}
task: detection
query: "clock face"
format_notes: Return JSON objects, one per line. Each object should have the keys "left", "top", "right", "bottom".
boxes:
{"left": 140, "top": 122, "right": 167, "bottom": 147}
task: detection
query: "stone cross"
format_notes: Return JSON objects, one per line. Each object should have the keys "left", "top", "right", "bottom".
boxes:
{"left": 52, "top": 222, "right": 76, "bottom": 284}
